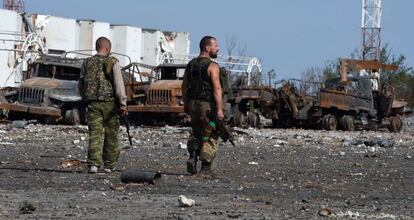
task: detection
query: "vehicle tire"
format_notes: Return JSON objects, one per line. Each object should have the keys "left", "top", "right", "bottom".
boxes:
{"left": 247, "top": 112, "right": 258, "bottom": 128}
{"left": 79, "top": 106, "right": 88, "bottom": 125}
{"left": 388, "top": 116, "right": 403, "bottom": 132}
{"left": 340, "top": 115, "right": 355, "bottom": 131}
{"left": 65, "top": 108, "right": 80, "bottom": 125}
{"left": 322, "top": 114, "right": 337, "bottom": 131}
{"left": 233, "top": 112, "right": 247, "bottom": 128}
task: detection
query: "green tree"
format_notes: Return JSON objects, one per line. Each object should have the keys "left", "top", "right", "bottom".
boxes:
{"left": 300, "top": 60, "right": 337, "bottom": 95}
{"left": 379, "top": 44, "right": 414, "bottom": 106}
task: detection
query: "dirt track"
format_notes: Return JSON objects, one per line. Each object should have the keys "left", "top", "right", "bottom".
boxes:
{"left": 0, "top": 119, "right": 413, "bottom": 219}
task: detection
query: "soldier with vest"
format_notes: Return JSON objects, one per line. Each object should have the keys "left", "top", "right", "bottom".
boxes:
{"left": 182, "top": 36, "right": 224, "bottom": 175}
{"left": 79, "top": 37, "right": 127, "bottom": 174}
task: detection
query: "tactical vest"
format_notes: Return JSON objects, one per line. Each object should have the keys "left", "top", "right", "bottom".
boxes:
{"left": 186, "top": 57, "right": 214, "bottom": 101}
{"left": 82, "top": 55, "right": 117, "bottom": 102}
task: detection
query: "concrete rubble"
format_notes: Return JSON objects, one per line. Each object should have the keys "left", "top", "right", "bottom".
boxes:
{"left": 178, "top": 195, "right": 195, "bottom": 207}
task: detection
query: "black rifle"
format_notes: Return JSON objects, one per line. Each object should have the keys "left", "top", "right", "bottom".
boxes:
{"left": 206, "top": 111, "right": 235, "bottom": 146}
{"left": 121, "top": 114, "right": 133, "bottom": 146}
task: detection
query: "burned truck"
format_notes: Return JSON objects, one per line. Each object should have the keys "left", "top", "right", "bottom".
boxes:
{"left": 122, "top": 63, "right": 187, "bottom": 124}
{"left": 0, "top": 55, "right": 85, "bottom": 124}
{"left": 143, "top": 54, "right": 275, "bottom": 127}
{"left": 0, "top": 54, "right": 188, "bottom": 125}
{"left": 272, "top": 59, "right": 408, "bottom": 132}
{"left": 317, "top": 59, "right": 406, "bottom": 132}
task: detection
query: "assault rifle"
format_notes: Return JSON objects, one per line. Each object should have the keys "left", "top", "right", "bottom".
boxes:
{"left": 121, "top": 114, "right": 133, "bottom": 146}
{"left": 206, "top": 111, "right": 235, "bottom": 146}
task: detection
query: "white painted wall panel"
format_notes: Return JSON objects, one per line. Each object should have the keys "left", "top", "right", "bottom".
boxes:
{"left": 141, "top": 29, "right": 162, "bottom": 70}
{"left": 0, "top": 9, "right": 21, "bottom": 87}
{"left": 35, "top": 15, "right": 77, "bottom": 54}
{"left": 77, "top": 20, "right": 111, "bottom": 56}
{"left": 111, "top": 25, "right": 142, "bottom": 67}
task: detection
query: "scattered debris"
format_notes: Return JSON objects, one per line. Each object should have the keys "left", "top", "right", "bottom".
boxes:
{"left": 0, "top": 207, "right": 8, "bottom": 216}
{"left": 318, "top": 208, "right": 332, "bottom": 217}
{"left": 178, "top": 142, "right": 187, "bottom": 149}
{"left": 19, "top": 201, "right": 36, "bottom": 214}
{"left": 0, "top": 120, "right": 412, "bottom": 219}
{"left": 343, "top": 138, "right": 394, "bottom": 148}
{"left": 333, "top": 210, "right": 405, "bottom": 219}
{"left": 12, "top": 120, "right": 27, "bottom": 129}
{"left": 60, "top": 159, "right": 82, "bottom": 168}
{"left": 178, "top": 195, "right": 195, "bottom": 207}
{"left": 109, "top": 185, "right": 125, "bottom": 191}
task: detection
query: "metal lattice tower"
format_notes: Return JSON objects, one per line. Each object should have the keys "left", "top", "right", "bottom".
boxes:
{"left": 361, "top": 0, "right": 382, "bottom": 61}
{"left": 3, "top": 0, "right": 25, "bottom": 13}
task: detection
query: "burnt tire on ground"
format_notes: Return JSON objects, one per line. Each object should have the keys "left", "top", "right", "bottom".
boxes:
{"left": 340, "top": 115, "right": 355, "bottom": 131}
{"left": 388, "top": 116, "right": 403, "bottom": 132}
{"left": 322, "top": 114, "right": 337, "bottom": 131}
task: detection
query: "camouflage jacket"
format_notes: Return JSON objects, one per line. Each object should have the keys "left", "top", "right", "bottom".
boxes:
{"left": 80, "top": 54, "right": 126, "bottom": 106}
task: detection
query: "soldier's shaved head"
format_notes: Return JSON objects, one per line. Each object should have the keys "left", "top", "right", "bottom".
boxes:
{"left": 95, "top": 37, "right": 111, "bottom": 52}
{"left": 199, "top": 36, "right": 216, "bottom": 52}
{"left": 199, "top": 36, "right": 219, "bottom": 59}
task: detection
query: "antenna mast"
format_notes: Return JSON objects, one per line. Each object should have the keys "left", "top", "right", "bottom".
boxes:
{"left": 361, "top": 0, "right": 382, "bottom": 61}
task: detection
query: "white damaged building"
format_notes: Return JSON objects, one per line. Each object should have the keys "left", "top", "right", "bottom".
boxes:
{"left": 0, "top": 8, "right": 190, "bottom": 87}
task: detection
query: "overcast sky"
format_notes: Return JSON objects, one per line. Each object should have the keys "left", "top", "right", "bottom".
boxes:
{"left": 25, "top": 0, "right": 413, "bottom": 80}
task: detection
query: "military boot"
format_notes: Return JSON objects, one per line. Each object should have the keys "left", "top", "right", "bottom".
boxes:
{"left": 186, "top": 151, "right": 198, "bottom": 175}
{"left": 199, "top": 161, "right": 213, "bottom": 175}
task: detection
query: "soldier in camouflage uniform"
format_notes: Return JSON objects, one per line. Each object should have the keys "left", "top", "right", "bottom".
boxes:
{"left": 79, "top": 37, "right": 127, "bottom": 174}
{"left": 182, "top": 36, "right": 223, "bottom": 175}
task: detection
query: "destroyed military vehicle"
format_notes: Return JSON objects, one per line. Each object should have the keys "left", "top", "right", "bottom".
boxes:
{"left": 122, "top": 63, "right": 188, "bottom": 124}
{"left": 0, "top": 54, "right": 191, "bottom": 125}
{"left": 0, "top": 55, "right": 86, "bottom": 124}
{"left": 271, "top": 59, "right": 408, "bottom": 132}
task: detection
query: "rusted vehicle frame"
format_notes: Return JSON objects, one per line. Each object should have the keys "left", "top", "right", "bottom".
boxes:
{"left": 0, "top": 55, "right": 84, "bottom": 123}
{"left": 122, "top": 63, "right": 186, "bottom": 123}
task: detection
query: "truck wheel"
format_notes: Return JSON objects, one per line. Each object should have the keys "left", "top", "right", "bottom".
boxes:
{"left": 388, "top": 116, "right": 403, "bottom": 132}
{"left": 322, "top": 114, "right": 337, "bottom": 131}
{"left": 65, "top": 108, "right": 80, "bottom": 125}
{"left": 247, "top": 112, "right": 258, "bottom": 128}
{"left": 340, "top": 115, "right": 355, "bottom": 131}
{"left": 233, "top": 112, "right": 247, "bottom": 128}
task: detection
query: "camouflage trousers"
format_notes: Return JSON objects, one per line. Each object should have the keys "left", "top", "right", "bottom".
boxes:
{"left": 87, "top": 101, "right": 120, "bottom": 169}
{"left": 187, "top": 100, "right": 219, "bottom": 163}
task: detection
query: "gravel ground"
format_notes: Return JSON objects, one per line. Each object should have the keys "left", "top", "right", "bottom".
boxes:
{"left": 0, "top": 117, "right": 413, "bottom": 219}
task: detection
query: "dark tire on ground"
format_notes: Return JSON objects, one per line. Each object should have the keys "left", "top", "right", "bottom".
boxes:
{"left": 388, "top": 116, "right": 403, "bottom": 132}
{"left": 322, "top": 114, "right": 337, "bottom": 131}
{"left": 340, "top": 115, "right": 355, "bottom": 131}
{"left": 65, "top": 108, "right": 80, "bottom": 125}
